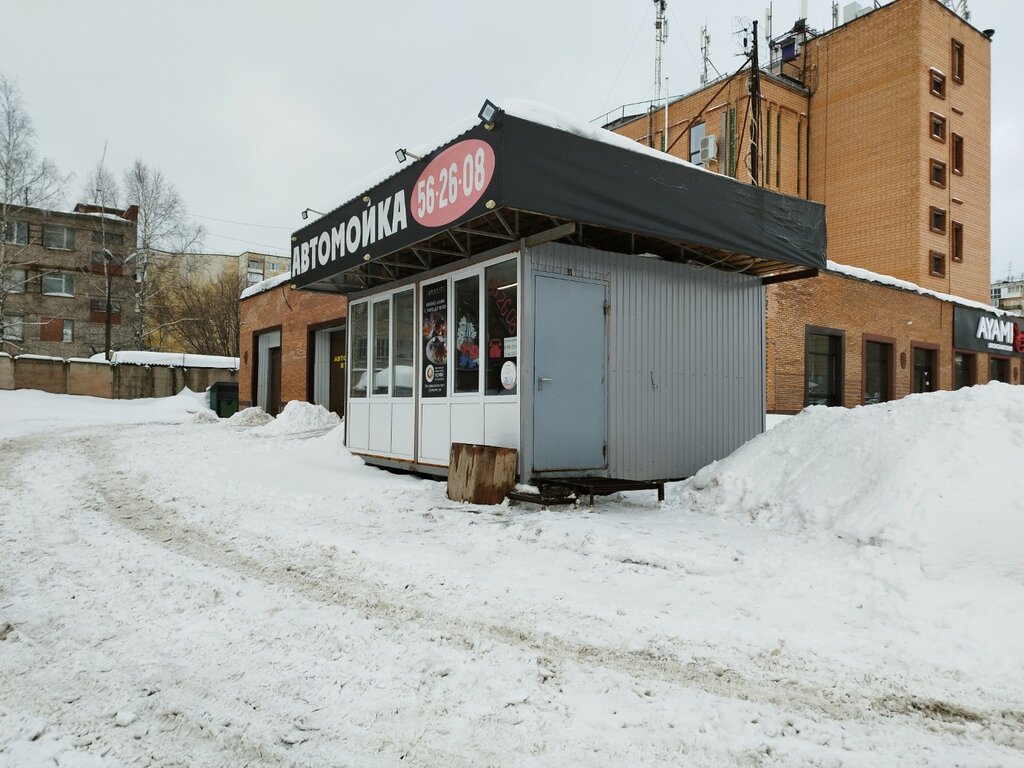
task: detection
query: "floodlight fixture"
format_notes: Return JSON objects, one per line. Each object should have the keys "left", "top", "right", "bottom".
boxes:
{"left": 301, "top": 208, "right": 326, "bottom": 220}
{"left": 478, "top": 99, "right": 502, "bottom": 129}
{"left": 395, "top": 148, "right": 423, "bottom": 163}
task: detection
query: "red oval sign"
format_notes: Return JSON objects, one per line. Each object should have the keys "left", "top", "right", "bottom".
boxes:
{"left": 411, "top": 139, "right": 495, "bottom": 228}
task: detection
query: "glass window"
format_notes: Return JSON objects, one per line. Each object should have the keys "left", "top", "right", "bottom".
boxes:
{"left": 864, "top": 341, "right": 892, "bottom": 404}
{"left": 989, "top": 357, "right": 1010, "bottom": 383}
{"left": 2, "top": 315, "right": 23, "bottom": 341}
{"left": 392, "top": 290, "right": 414, "bottom": 398}
{"left": 42, "top": 272, "right": 75, "bottom": 296}
{"left": 453, "top": 275, "right": 480, "bottom": 394}
{"left": 952, "top": 39, "right": 964, "bottom": 83}
{"left": 1, "top": 220, "right": 28, "bottom": 245}
{"left": 929, "top": 251, "right": 946, "bottom": 277}
{"left": 806, "top": 331, "right": 843, "bottom": 406}
{"left": 929, "top": 69, "right": 946, "bottom": 98}
{"left": 372, "top": 300, "right": 390, "bottom": 395}
{"left": 62, "top": 320, "right": 74, "bottom": 343}
{"left": 951, "top": 221, "right": 963, "bottom": 263}
{"left": 929, "top": 113, "right": 946, "bottom": 142}
{"left": 3, "top": 267, "right": 26, "bottom": 293}
{"left": 92, "top": 231, "right": 124, "bottom": 246}
{"left": 89, "top": 299, "right": 122, "bottom": 314}
{"left": 954, "top": 351, "right": 975, "bottom": 389}
{"left": 43, "top": 225, "right": 75, "bottom": 250}
{"left": 349, "top": 302, "right": 368, "bottom": 398}
{"left": 951, "top": 133, "right": 964, "bottom": 174}
{"left": 929, "top": 207, "right": 946, "bottom": 234}
{"left": 930, "top": 159, "right": 946, "bottom": 187}
{"left": 913, "top": 347, "right": 937, "bottom": 392}
{"left": 689, "top": 122, "right": 706, "bottom": 167}
{"left": 485, "top": 260, "right": 518, "bottom": 395}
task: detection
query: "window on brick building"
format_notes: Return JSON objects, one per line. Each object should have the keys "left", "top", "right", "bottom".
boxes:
{"left": 954, "top": 351, "right": 975, "bottom": 389}
{"left": 689, "top": 122, "right": 706, "bottom": 167}
{"left": 91, "top": 231, "right": 124, "bottom": 247}
{"left": 62, "top": 319, "right": 74, "bottom": 342}
{"left": 929, "top": 113, "right": 946, "bottom": 142}
{"left": 42, "top": 271, "right": 75, "bottom": 296}
{"left": 929, "top": 68, "right": 946, "bottom": 98}
{"left": 42, "top": 225, "right": 76, "bottom": 250}
{"left": 989, "top": 356, "right": 1010, "bottom": 383}
{"left": 1, "top": 220, "right": 28, "bottom": 245}
{"left": 930, "top": 159, "right": 947, "bottom": 188}
{"left": 952, "top": 39, "right": 964, "bottom": 83}
{"left": 864, "top": 339, "right": 893, "bottom": 405}
{"left": 805, "top": 327, "right": 843, "bottom": 407}
{"left": 929, "top": 250, "right": 946, "bottom": 277}
{"left": 89, "top": 299, "right": 122, "bottom": 315}
{"left": 913, "top": 346, "right": 937, "bottom": 393}
{"left": 951, "top": 221, "right": 964, "bottom": 263}
{"left": 951, "top": 133, "right": 964, "bottom": 174}
{"left": 929, "top": 207, "right": 947, "bottom": 234}
{"left": 2, "top": 315, "right": 23, "bottom": 341}
{"left": 3, "top": 267, "right": 26, "bottom": 293}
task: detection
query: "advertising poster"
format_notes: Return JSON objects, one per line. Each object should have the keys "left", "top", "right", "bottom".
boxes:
{"left": 422, "top": 282, "right": 448, "bottom": 397}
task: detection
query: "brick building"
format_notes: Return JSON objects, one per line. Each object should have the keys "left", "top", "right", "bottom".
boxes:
{"left": 239, "top": 274, "right": 346, "bottom": 416}
{"left": 1, "top": 202, "right": 139, "bottom": 358}
{"left": 611, "top": 0, "right": 1003, "bottom": 411}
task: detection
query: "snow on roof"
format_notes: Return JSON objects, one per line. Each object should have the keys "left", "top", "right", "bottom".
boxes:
{"left": 240, "top": 270, "right": 292, "bottom": 300}
{"left": 87, "top": 351, "right": 239, "bottom": 369}
{"left": 305, "top": 98, "right": 719, "bottom": 227}
{"left": 827, "top": 260, "right": 1016, "bottom": 316}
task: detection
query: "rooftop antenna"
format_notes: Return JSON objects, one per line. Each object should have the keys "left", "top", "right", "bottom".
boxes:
{"left": 654, "top": 0, "right": 668, "bottom": 106}
{"left": 700, "top": 23, "right": 711, "bottom": 86}
{"left": 832, "top": 1, "right": 839, "bottom": 28}
{"left": 942, "top": 0, "right": 970, "bottom": 21}
{"left": 764, "top": 3, "right": 772, "bottom": 45}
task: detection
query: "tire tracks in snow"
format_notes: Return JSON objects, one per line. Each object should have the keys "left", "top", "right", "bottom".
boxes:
{"left": 72, "top": 428, "right": 1024, "bottom": 756}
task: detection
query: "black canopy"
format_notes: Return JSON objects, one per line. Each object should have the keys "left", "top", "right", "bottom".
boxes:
{"left": 291, "top": 108, "right": 825, "bottom": 293}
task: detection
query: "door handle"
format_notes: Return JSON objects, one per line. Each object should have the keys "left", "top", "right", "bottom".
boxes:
{"left": 537, "top": 376, "right": 553, "bottom": 390}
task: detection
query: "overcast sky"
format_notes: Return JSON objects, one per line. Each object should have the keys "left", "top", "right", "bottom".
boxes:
{"left": 2, "top": 0, "right": 1020, "bottom": 278}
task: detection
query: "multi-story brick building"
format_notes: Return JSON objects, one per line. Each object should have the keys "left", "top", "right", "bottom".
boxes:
{"left": 1, "top": 202, "right": 138, "bottom": 358}
{"left": 612, "top": 0, "right": 1004, "bottom": 411}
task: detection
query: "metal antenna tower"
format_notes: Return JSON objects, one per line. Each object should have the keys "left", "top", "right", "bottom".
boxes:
{"left": 942, "top": 0, "right": 970, "bottom": 21}
{"left": 654, "top": 0, "right": 668, "bottom": 104}
{"left": 700, "top": 23, "right": 711, "bottom": 86}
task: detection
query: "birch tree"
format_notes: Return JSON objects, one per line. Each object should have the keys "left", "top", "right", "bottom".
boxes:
{"left": 0, "top": 75, "right": 68, "bottom": 351}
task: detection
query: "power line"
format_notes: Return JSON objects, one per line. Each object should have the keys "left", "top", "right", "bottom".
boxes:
{"left": 191, "top": 212, "right": 292, "bottom": 230}
{"left": 601, "top": 4, "right": 651, "bottom": 114}
{"left": 204, "top": 231, "right": 289, "bottom": 254}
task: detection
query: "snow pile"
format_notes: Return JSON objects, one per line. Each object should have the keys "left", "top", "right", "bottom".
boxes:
{"left": 225, "top": 406, "right": 274, "bottom": 427}
{"left": 240, "top": 271, "right": 291, "bottom": 299}
{"left": 680, "top": 383, "right": 1024, "bottom": 583}
{"left": 88, "top": 351, "right": 239, "bottom": 369}
{"left": 252, "top": 400, "right": 340, "bottom": 436}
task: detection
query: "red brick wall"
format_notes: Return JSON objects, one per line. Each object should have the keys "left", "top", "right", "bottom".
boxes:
{"left": 766, "top": 271, "right": 1019, "bottom": 412}
{"left": 239, "top": 283, "right": 347, "bottom": 409}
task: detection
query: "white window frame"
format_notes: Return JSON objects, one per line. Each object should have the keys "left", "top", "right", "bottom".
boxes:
{"left": 3, "top": 267, "right": 27, "bottom": 294}
{"left": 42, "top": 271, "right": 76, "bottom": 297}
{"left": 1, "top": 220, "right": 28, "bottom": 245}
{"left": 62, "top": 319, "right": 74, "bottom": 343}
{"left": 43, "top": 225, "right": 75, "bottom": 250}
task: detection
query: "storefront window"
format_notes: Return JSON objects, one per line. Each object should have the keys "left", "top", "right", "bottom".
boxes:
{"left": 393, "top": 290, "right": 414, "bottom": 397}
{"left": 954, "top": 351, "right": 975, "bottom": 389}
{"left": 349, "top": 303, "right": 368, "bottom": 398}
{"left": 485, "top": 260, "right": 518, "bottom": 395}
{"left": 421, "top": 281, "right": 448, "bottom": 398}
{"left": 989, "top": 356, "right": 1010, "bottom": 383}
{"left": 864, "top": 341, "right": 891, "bottom": 404}
{"left": 453, "top": 275, "right": 480, "bottom": 393}
{"left": 913, "top": 347, "right": 937, "bottom": 392}
{"left": 372, "top": 300, "right": 390, "bottom": 395}
{"left": 805, "top": 330, "right": 843, "bottom": 406}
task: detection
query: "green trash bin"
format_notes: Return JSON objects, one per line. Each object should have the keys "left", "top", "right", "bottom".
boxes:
{"left": 209, "top": 381, "right": 239, "bottom": 418}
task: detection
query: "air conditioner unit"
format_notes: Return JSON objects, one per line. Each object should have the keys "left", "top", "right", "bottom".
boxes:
{"left": 700, "top": 134, "right": 718, "bottom": 162}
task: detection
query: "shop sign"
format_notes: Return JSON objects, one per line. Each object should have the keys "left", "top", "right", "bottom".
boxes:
{"left": 422, "top": 281, "right": 448, "bottom": 397}
{"left": 953, "top": 306, "right": 1024, "bottom": 356}
{"left": 290, "top": 125, "right": 499, "bottom": 288}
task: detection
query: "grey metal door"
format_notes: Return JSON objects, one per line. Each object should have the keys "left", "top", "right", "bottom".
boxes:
{"left": 533, "top": 274, "right": 607, "bottom": 471}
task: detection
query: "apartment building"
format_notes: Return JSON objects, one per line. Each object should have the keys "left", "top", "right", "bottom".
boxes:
{"left": 1, "top": 202, "right": 138, "bottom": 358}
{"left": 990, "top": 276, "right": 1024, "bottom": 312}
{"left": 612, "top": 0, "right": 1005, "bottom": 410}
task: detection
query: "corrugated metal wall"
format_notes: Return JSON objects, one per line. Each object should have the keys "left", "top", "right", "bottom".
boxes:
{"left": 529, "top": 242, "right": 764, "bottom": 480}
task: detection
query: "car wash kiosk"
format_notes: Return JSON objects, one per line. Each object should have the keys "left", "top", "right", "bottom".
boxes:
{"left": 291, "top": 101, "right": 825, "bottom": 483}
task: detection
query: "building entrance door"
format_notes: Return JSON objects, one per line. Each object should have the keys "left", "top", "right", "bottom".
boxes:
{"left": 532, "top": 274, "right": 607, "bottom": 472}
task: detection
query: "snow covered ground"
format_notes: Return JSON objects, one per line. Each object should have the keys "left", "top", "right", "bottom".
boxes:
{"left": 1, "top": 387, "right": 1023, "bottom": 766}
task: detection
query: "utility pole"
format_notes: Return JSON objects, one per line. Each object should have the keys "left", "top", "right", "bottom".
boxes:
{"left": 749, "top": 19, "right": 762, "bottom": 186}
{"left": 103, "top": 248, "right": 113, "bottom": 360}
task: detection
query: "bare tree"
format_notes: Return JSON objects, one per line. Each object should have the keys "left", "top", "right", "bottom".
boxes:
{"left": 0, "top": 75, "right": 68, "bottom": 351}
{"left": 122, "top": 159, "right": 206, "bottom": 350}
{"left": 150, "top": 256, "right": 243, "bottom": 356}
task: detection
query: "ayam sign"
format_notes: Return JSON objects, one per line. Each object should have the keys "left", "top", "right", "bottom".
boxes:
{"left": 290, "top": 126, "right": 499, "bottom": 289}
{"left": 953, "top": 306, "right": 1024, "bottom": 357}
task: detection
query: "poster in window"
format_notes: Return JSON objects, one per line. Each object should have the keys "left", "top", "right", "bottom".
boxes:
{"left": 485, "top": 260, "right": 518, "bottom": 395}
{"left": 422, "top": 281, "right": 448, "bottom": 397}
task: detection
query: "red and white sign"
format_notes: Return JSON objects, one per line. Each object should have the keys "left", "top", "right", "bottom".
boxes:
{"left": 411, "top": 139, "right": 495, "bottom": 228}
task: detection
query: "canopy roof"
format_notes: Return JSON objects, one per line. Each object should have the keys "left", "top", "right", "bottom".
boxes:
{"left": 291, "top": 101, "right": 826, "bottom": 294}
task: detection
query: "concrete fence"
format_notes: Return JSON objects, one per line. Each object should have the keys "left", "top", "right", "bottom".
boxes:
{"left": 0, "top": 354, "right": 237, "bottom": 400}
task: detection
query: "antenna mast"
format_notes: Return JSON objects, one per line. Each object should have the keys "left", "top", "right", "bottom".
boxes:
{"left": 654, "top": 0, "right": 668, "bottom": 104}
{"left": 700, "top": 23, "right": 711, "bottom": 86}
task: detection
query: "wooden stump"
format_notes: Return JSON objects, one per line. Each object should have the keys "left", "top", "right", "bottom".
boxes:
{"left": 447, "top": 443, "right": 518, "bottom": 505}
